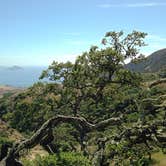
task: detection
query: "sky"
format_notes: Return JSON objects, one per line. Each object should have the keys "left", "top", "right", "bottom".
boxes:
{"left": 0, "top": 0, "right": 166, "bottom": 66}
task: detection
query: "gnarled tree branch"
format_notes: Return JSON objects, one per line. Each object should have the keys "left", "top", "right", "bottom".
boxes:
{"left": 149, "top": 78, "right": 166, "bottom": 88}
{"left": 0, "top": 115, "right": 122, "bottom": 166}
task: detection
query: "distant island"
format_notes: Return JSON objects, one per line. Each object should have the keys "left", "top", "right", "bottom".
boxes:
{"left": 7, "top": 65, "right": 23, "bottom": 70}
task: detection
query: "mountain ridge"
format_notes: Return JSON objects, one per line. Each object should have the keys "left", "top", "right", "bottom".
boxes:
{"left": 126, "top": 48, "right": 166, "bottom": 72}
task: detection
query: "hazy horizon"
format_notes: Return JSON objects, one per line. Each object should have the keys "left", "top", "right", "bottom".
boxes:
{"left": 1, "top": 48, "right": 166, "bottom": 67}
{"left": 0, "top": 65, "right": 48, "bottom": 67}
{"left": 0, "top": 66, "right": 48, "bottom": 87}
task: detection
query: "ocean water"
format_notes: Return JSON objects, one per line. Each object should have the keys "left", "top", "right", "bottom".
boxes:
{"left": 0, "top": 66, "right": 47, "bottom": 87}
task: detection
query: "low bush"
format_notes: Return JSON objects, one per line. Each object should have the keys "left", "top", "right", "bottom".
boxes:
{"left": 23, "top": 152, "right": 91, "bottom": 166}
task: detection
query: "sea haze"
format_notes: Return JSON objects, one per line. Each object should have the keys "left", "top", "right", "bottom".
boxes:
{"left": 0, "top": 66, "right": 47, "bottom": 87}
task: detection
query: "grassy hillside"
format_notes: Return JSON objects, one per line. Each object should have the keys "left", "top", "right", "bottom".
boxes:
{"left": 0, "top": 85, "right": 23, "bottom": 98}
{"left": 0, "top": 119, "right": 48, "bottom": 160}
{"left": 1, "top": 78, "right": 165, "bottom": 165}
{"left": 0, "top": 31, "right": 166, "bottom": 166}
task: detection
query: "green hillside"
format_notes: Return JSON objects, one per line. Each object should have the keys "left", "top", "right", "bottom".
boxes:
{"left": 0, "top": 31, "right": 166, "bottom": 166}
{"left": 127, "top": 48, "right": 166, "bottom": 73}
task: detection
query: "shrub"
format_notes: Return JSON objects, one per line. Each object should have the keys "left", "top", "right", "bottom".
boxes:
{"left": 0, "top": 137, "right": 13, "bottom": 148}
{"left": 57, "top": 152, "right": 91, "bottom": 166}
{"left": 23, "top": 155, "right": 57, "bottom": 166}
{"left": 23, "top": 152, "right": 91, "bottom": 166}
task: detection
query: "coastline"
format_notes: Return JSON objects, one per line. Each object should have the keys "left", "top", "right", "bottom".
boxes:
{"left": 0, "top": 85, "right": 24, "bottom": 98}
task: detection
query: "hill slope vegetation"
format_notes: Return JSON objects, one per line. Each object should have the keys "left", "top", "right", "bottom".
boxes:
{"left": 127, "top": 48, "right": 166, "bottom": 72}
{"left": 0, "top": 31, "right": 166, "bottom": 166}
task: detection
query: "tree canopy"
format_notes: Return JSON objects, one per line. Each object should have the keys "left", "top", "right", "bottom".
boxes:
{"left": 1, "top": 30, "right": 166, "bottom": 166}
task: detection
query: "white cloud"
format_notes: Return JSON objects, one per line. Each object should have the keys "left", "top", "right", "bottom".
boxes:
{"left": 127, "top": 2, "right": 166, "bottom": 7}
{"left": 98, "top": 2, "right": 166, "bottom": 8}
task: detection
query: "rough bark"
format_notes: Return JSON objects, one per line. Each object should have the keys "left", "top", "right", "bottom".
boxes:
{"left": 149, "top": 78, "right": 166, "bottom": 88}
{"left": 0, "top": 115, "right": 122, "bottom": 166}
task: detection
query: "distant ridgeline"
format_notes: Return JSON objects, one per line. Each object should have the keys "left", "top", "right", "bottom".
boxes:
{"left": 126, "top": 48, "right": 166, "bottom": 73}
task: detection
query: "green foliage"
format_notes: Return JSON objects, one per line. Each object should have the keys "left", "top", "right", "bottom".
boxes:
{"left": 2, "top": 30, "right": 146, "bottom": 132}
{"left": 2, "top": 30, "right": 165, "bottom": 164}
{"left": 0, "top": 92, "right": 14, "bottom": 118}
{"left": 0, "top": 136, "right": 13, "bottom": 150}
{"left": 56, "top": 152, "right": 91, "bottom": 166}
{"left": 0, "top": 137, "right": 11, "bottom": 146}
{"left": 23, "top": 152, "right": 91, "bottom": 166}
{"left": 141, "top": 73, "right": 159, "bottom": 82}
{"left": 2, "top": 82, "right": 62, "bottom": 133}
{"left": 23, "top": 155, "right": 57, "bottom": 166}
{"left": 39, "top": 31, "right": 144, "bottom": 121}
{"left": 159, "top": 68, "right": 166, "bottom": 78}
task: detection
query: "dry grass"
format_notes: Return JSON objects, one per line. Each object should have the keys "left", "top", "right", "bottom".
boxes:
{"left": 0, "top": 119, "right": 48, "bottom": 160}
{"left": 0, "top": 119, "right": 23, "bottom": 140}
{"left": 152, "top": 152, "right": 166, "bottom": 166}
{"left": 22, "top": 145, "right": 48, "bottom": 160}
{"left": 0, "top": 85, "right": 23, "bottom": 98}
